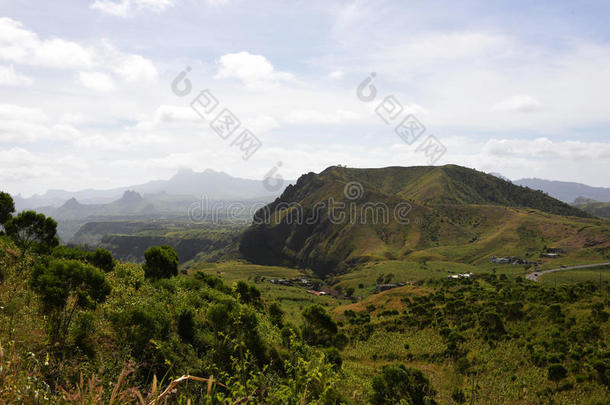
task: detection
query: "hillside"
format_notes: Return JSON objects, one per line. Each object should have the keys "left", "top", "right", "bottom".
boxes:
{"left": 574, "top": 200, "right": 610, "bottom": 219}
{"left": 240, "top": 165, "right": 607, "bottom": 275}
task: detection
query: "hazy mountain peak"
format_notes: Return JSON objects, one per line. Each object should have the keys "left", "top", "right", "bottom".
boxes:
{"left": 61, "top": 197, "right": 83, "bottom": 209}
{"left": 119, "top": 190, "right": 143, "bottom": 203}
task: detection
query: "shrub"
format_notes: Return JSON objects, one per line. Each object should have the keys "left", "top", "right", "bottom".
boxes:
{"left": 90, "top": 248, "right": 115, "bottom": 272}
{"left": 30, "top": 259, "right": 111, "bottom": 348}
{"left": 548, "top": 363, "right": 568, "bottom": 390}
{"left": 301, "top": 304, "right": 339, "bottom": 347}
{"left": 143, "top": 245, "right": 179, "bottom": 279}
{"left": 268, "top": 302, "right": 284, "bottom": 327}
{"left": 370, "top": 364, "right": 435, "bottom": 405}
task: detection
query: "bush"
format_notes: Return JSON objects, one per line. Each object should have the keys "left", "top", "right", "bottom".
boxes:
{"left": 370, "top": 364, "right": 435, "bottom": 405}
{"left": 301, "top": 304, "right": 339, "bottom": 347}
{"left": 90, "top": 248, "right": 115, "bottom": 272}
{"left": 30, "top": 259, "right": 111, "bottom": 347}
{"left": 143, "top": 245, "right": 179, "bottom": 279}
{"left": 268, "top": 302, "right": 284, "bottom": 327}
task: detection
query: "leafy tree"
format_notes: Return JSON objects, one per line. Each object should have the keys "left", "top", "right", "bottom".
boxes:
{"left": 143, "top": 245, "right": 178, "bottom": 279}
{"left": 548, "top": 363, "right": 567, "bottom": 390}
{"left": 479, "top": 311, "right": 506, "bottom": 341}
{"left": 0, "top": 191, "right": 15, "bottom": 226}
{"left": 268, "top": 302, "right": 284, "bottom": 327}
{"left": 90, "top": 248, "right": 115, "bottom": 272}
{"left": 233, "top": 280, "right": 261, "bottom": 305}
{"left": 345, "top": 287, "right": 355, "bottom": 297}
{"left": 30, "top": 259, "right": 111, "bottom": 348}
{"left": 370, "top": 364, "right": 435, "bottom": 405}
{"left": 4, "top": 210, "right": 58, "bottom": 255}
{"left": 301, "top": 304, "right": 339, "bottom": 347}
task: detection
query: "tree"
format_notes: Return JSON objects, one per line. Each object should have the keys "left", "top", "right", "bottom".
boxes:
{"left": 4, "top": 210, "right": 58, "bottom": 255}
{"left": 345, "top": 287, "right": 355, "bottom": 297}
{"left": 30, "top": 259, "right": 111, "bottom": 349}
{"left": 0, "top": 191, "right": 15, "bottom": 226}
{"left": 547, "top": 363, "right": 567, "bottom": 390}
{"left": 370, "top": 364, "right": 435, "bottom": 405}
{"left": 301, "top": 304, "right": 338, "bottom": 347}
{"left": 90, "top": 248, "right": 115, "bottom": 272}
{"left": 143, "top": 245, "right": 179, "bottom": 279}
{"left": 268, "top": 302, "right": 284, "bottom": 327}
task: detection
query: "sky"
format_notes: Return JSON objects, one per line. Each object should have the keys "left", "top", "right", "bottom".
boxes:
{"left": 1, "top": 0, "right": 609, "bottom": 197}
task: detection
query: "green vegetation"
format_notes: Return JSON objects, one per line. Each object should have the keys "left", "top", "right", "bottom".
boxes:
{"left": 240, "top": 165, "right": 607, "bottom": 276}
{"left": 143, "top": 244, "right": 179, "bottom": 279}
{"left": 4, "top": 210, "right": 59, "bottom": 255}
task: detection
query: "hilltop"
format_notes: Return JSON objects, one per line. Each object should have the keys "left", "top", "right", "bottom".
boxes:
{"left": 240, "top": 165, "right": 607, "bottom": 275}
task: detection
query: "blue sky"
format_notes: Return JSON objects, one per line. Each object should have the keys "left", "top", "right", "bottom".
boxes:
{"left": 1, "top": 0, "right": 609, "bottom": 196}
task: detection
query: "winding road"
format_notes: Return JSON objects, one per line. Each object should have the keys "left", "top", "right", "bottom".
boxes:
{"left": 526, "top": 262, "right": 610, "bottom": 282}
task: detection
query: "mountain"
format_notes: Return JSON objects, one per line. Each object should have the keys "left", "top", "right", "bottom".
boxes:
{"left": 13, "top": 168, "right": 292, "bottom": 211}
{"left": 513, "top": 178, "right": 610, "bottom": 204}
{"left": 239, "top": 165, "right": 607, "bottom": 276}
{"left": 573, "top": 199, "right": 610, "bottom": 219}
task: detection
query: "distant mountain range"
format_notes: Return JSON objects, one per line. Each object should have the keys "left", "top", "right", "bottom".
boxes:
{"left": 240, "top": 165, "right": 609, "bottom": 276}
{"left": 512, "top": 178, "right": 610, "bottom": 204}
{"left": 13, "top": 168, "right": 293, "bottom": 211}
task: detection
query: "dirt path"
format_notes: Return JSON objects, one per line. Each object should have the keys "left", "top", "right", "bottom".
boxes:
{"left": 526, "top": 262, "right": 610, "bottom": 282}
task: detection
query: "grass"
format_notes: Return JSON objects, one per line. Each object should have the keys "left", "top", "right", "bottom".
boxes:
{"left": 539, "top": 264, "right": 610, "bottom": 286}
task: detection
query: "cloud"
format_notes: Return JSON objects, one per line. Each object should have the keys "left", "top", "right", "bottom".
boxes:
{"left": 77, "top": 71, "right": 117, "bottom": 92}
{"left": 0, "top": 18, "right": 95, "bottom": 69}
{"left": 91, "top": 0, "right": 176, "bottom": 17}
{"left": 215, "top": 51, "right": 294, "bottom": 90}
{"left": 0, "top": 104, "right": 80, "bottom": 143}
{"left": 492, "top": 95, "right": 542, "bottom": 113}
{"left": 285, "top": 109, "right": 360, "bottom": 125}
{"left": 0, "top": 18, "right": 158, "bottom": 88}
{"left": 328, "top": 70, "right": 344, "bottom": 79}
{"left": 114, "top": 54, "right": 158, "bottom": 83}
{"left": 0, "top": 64, "right": 33, "bottom": 86}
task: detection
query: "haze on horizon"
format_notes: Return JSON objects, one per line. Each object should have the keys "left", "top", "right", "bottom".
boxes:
{"left": 1, "top": 0, "right": 610, "bottom": 197}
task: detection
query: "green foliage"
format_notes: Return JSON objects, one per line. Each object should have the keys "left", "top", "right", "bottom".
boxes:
{"left": 301, "top": 304, "right": 339, "bottom": 347}
{"left": 4, "top": 210, "right": 58, "bottom": 254}
{"left": 548, "top": 363, "right": 568, "bottom": 388}
{"left": 52, "top": 245, "right": 115, "bottom": 272}
{"left": 30, "top": 259, "right": 110, "bottom": 346}
{"left": 143, "top": 244, "right": 178, "bottom": 279}
{"left": 370, "top": 364, "right": 435, "bottom": 405}
{"left": 268, "top": 301, "right": 284, "bottom": 327}
{"left": 0, "top": 191, "right": 15, "bottom": 225}
{"left": 233, "top": 280, "right": 261, "bottom": 305}
{"left": 90, "top": 248, "right": 115, "bottom": 272}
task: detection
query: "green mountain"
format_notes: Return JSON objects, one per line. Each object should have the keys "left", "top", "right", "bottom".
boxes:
{"left": 574, "top": 199, "right": 610, "bottom": 219}
{"left": 240, "top": 165, "right": 607, "bottom": 275}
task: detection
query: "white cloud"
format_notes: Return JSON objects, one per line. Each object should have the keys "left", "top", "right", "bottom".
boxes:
{"left": 0, "top": 64, "right": 32, "bottom": 86}
{"left": 91, "top": 0, "right": 176, "bottom": 17}
{"left": 77, "top": 71, "right": 117, "bottom": 92}
{"left": 0, "top": 104, "right": 80, "bottom": 143}
{"left": 0, "top": 18, "right": 94, "bottom": 69}
{"left": 328, "top": 70, "right": 344, "bottom": 79}
{"left": 114, "top": 54, "right": 158, "bottom": 83}
{"left": 285, "top": 109, "right": 360, "bottom": 125}
{"left": 0, "top": 18, "right": 158, "bottom": 86}
{"left": 244, "top": 115, "right": 280, "bottom": 133}
{"left": 492, "top": 95, "right": 542, "bottom": 113}
{"left": 216, "top": 51, "right": 294, "bottom": 90}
